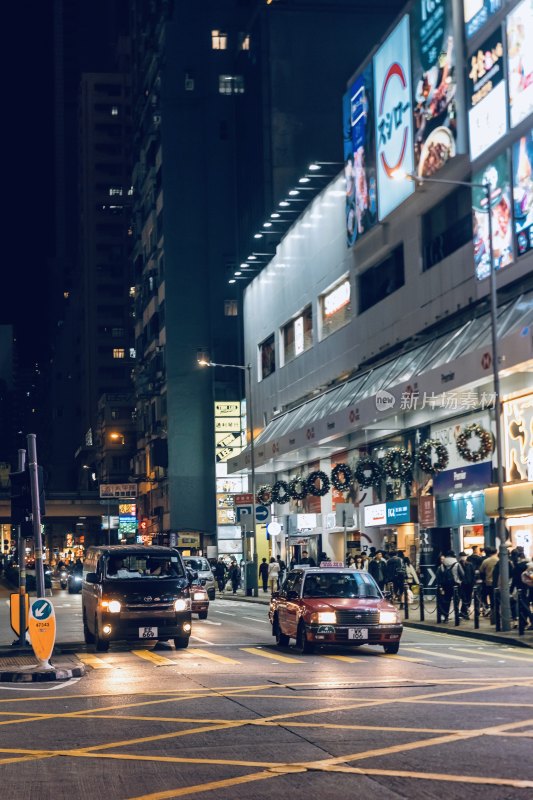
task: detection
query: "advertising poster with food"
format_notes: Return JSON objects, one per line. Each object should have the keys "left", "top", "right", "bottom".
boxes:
{"left": 374, "top": 15, "right": 415, "bottom": 221}
{"left": 512, "top": 130, "right": 533, "bottom": 256}
{"left": 412, "top": 0, "right": 457, "bottom": 177}
{"left": 464, "top": 0, "right": 503, "bottom": 40}
{"left": 472, "top": 153, "right": 514, "bottom": 280}
{"left": 467, "top": 27, "right": 507, "bottom": 160}
{"left": 507, "top": 0, "right": 533, "bottom": 128}
{"left": 343, "top": 65, "right": 377, "bottom": 247}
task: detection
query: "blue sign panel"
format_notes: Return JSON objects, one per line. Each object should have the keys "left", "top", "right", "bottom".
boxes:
{"left": 433, "top": 461, "right": 492, "bottom": 494}
{"left": 386, "top": 500, "right": 411, "bottom": 524}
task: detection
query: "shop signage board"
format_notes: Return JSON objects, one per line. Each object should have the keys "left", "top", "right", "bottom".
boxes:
{"left": 507, "top": 0, "right": 533, "bottom": 128}
{"left": 364, "top": 501, "right": 411, "bottom": 527}
{"left": 503, "top": 392, "right": 533, "bottom": 481}
{"left": 484, "top": 481, "right": 533, "bottom": 516}
{"left": 364, "top": 503, "right": 387, "bottom": 527}
{"left": 464, "top": 0, "right": 503, "bottom": 39}
{"left": 433, "top": 461, "right": 492, "bottom": 494}
{"left": 374, "top": 15, "right": 415, "bottom": 220}
{"left": 467, "top": 27, "right": 507, "bottom": 160}
{"left": 100, "top": 483, "right": 137, "bottom": 499}
{"left": 513, "top": 130, "right": 533, "bottom": 257}
{"left": 472, "top": 153, "right": 514, "bottom": 280}
{"left": 419, "top": 495, "right": 436, "bottom": 527}
{"left": 28, "top": 598, "right": 56, "bottom": 666}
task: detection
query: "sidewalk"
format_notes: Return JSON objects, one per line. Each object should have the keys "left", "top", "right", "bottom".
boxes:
{"left": 219, "top": 589, "right": 533, "bottom": 649}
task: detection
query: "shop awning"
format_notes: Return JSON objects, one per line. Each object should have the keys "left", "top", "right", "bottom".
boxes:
{"left": 228, "top": 292, "right": 533, "bottom": 474}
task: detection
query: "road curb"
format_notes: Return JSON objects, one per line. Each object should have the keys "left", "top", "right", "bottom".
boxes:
{"left": 403, "top": 620, "right": 533, "bottom": 648}
{"left": 0, "top": 665, "right": 86, "bottom": 682}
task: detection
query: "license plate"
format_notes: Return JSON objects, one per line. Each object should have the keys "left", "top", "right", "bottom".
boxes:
{"left": 348, "top": 627, "right": 368, "bottom": 640}
{"left": 139, "top": 626, "right": 158, "bottom": 639}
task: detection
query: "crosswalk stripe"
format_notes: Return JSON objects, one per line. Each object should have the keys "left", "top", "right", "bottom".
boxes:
{"left": 76, "top": 653, "right": 112, "bottom": 670}
{"left": 451, "top": 647, "right": 533, "bottom": 664}
{"left": 380, "top": 653, "right": 429, "bottom": 664}
{"left": 403, "top": 647, "right": 483, "bottom": 662}
{"left": 131, "top": 649, "right": 178, "bottom": 666}
{"left": 240, "top": 647, "right": 303, "bottom": 664}
{"left": 185, "top": 648, "right": 241, "bottom": 665}
{"left": 325, "top": 655, "right": 362, "bottom": 663}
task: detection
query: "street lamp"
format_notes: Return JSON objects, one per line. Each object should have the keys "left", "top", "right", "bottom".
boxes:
{"left": 109, "top": 432, "right": 125, "bottom": 445}
{"left": 394, "top": 169, "right": 511, "bottom": 631}
{"left": 198, "top": 358, "right": 259, "bottom": 597}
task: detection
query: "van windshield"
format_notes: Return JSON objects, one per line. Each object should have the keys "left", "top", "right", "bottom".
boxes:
{"left": 105, "top": 554, "right": 184, "bottom": 579}
{"left": 185, "top": 557, "right": 211, "bottom": 572}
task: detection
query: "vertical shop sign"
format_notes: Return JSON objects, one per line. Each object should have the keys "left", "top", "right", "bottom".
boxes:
{"left": 507, "top": 0, "right": 533, "bottom": 128}
{"left": 472, "top": 152, "right": 513, "bottom": 280}
{"left": 467, "top": 28, "right": 507, "bottom": 160}
{"left": 512, "top": 130, "right": 533, "bottom": 256}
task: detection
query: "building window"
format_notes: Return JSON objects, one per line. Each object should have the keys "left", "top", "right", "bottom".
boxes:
{"left": 259, "top": 334, "right": 276, "bottom": 380}
{"left": 422, "top": 186, "right": 472, "bottom": 271}
{"left": 211, "top": 30, "right": 228, "bottom": 49}
{"left": 112, "top": 327, "right": 125, "bottom": 337}
{"left": 320, "top": 278, "right": 351, "bottom": 339}
{"left": 129, "top": 347, "right": 136, "bottom": 359}
{"left": 109, "top": 187, "right": 123, "bottom": 196}
{"left": 358, "top": 246, "right": 405, "bottom": 314}
{"left": 111, "top": 106, "right": 119, "bottom": 116}
{"left": 111, "top": 408, "right": 120, "bottom": 419}
{"left": 239, "top": 33, "right": 250, "bottom": 51}
{"left": 219, "top": 75, "right": 245, "bottom": 95}
{"left": 282, "top": 306, "right": 312, "bottom": 364}
{"left": 113, "top": 348, "right": 125, "bottom": 359}
{"left": 224, "top": 300, "right": 238, "bottom": 316}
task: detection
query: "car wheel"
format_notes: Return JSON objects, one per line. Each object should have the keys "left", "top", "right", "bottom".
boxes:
{"left": 198, "top": 610, "right": 208, "bottom": 620}
{"left": 94, "top": 618, "right": 109, "bottom": 652}
{"left": 296, "top": 622, "right": 314, "bottom": 655}
{"left": 383, "top": 642, "right": 400, "bottom": 655}
{"left": 273, "top": 616, "right": 290, "bottom": 647}
{"left": 174, "top": 637, "right": 190, "bottom": 649}
{"left": 83, "top": 614, "right": 95, "bottom": 644}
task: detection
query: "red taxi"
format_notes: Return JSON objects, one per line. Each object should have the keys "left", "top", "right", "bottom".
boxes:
{"left": 269, "top": 565, "right": 402, "bottom": 655}
{"left": 190, "top": 580, "right": 209, "bottom": 619}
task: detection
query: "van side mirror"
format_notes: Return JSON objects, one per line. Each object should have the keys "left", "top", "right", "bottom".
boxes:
{"left": 85, "top": 572, "right": 99, "bottom": 584}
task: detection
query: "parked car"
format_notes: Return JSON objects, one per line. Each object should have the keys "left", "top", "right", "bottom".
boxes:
{"left": 82, "top": 545, "right": 192, "bottom": 652}
{"left": 182, "top": 556, "right": 216, "bottom": 600}
{"left": 269, "top": 566, "right": 403, "bottom": 655}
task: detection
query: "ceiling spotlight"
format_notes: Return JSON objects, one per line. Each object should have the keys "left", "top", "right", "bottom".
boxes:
{"left": 228, "top": 279, "right": 236, "bottom": 284}
{"left": 248, "top": 255, "right": 257, "bottom": 260}
{"left": 234, "top": 271, "right": 242, "bottom": 276}
{"left": 279, "top": 201, "right": 290, "bottom": 207}
{"left": 308, "top": 163, "right": 321, "bottom": 171}
{"left": 299, "top": 177, "right": 310, "bottom": 183}
{"left": 271, "top": 213, "right": 280, "bottom": 218}
{"left": 263, "top": 222, "right": 272, "bottom": 227}
{"left": 254, "top": 233, "right": 263, "bottom": 239}
{"left": 289, "top": 189, "right": 300, "bottom": 196}
{"left": 240, "top": 262, "right": 248, "bottom": 268}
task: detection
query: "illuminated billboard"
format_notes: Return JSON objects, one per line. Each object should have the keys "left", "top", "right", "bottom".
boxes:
{"left": 411, "top": 0, "right": 457, "bottom": 177}
{"left": 507, "top": 0, "right": 533, "bottom": 128}
{"left": 512, "top": 129, "right": 533, "bottom": 256}
{"left": 467, "top": 28, "right": 507, "bottom": 160}
{"left": 343, "top": 64, "right": 377, "bottom": 245}
{"left": 464, "top": 0, "right": 503, "bottom": 39}
{"left": 374, "top": 15, "right": 415, "bottom": 220}
{"left": 472, "top": 152, "right": 514, "bottom": 280}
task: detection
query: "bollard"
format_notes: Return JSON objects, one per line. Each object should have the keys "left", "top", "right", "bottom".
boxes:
{"left": 494, "top": 588, "right": 501, "bottom": 632}
{"left": 473, "top": 586, "right": 480, "bottom": 629}
{"left": 453, "top": 586, "right": 460, "bottom": 626}
{"left": 402, "top": 587, "right": 409, "bottom": 620}
{"left": 420, "top": 586, "right": 425, "bottom": 622}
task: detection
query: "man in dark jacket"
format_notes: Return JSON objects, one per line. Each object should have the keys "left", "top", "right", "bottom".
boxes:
{"left": 458, "top": 552, "right": 475, "bottom": 618}
{"left": 368, "top": 551, "right": 386, "bottom": 590}
{"left": 259, "top": 557, "right": 269, "bottom": 593}
{"left": 215, "top": 558, "right": 226, "bottom": 593}
{"left": 385, "top": 551, "right": 406, "bottom": 599}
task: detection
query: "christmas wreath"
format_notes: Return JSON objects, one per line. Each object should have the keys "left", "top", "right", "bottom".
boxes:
{"left": 382, "top": 447, "right": 413, "bottom": 480}
{"left": 416, "top": 439, "right": 449, "bottom": 475}
{"left": 288, "top": 476, "right": 308, "bottom": 500}
{"left": 306, "top": 470, "right": 331, "bottom": 497}
{"left": 271, "top": 480, "right": 290, "bottom": 504}
{"left": 456, "top": 423, "right": 493, "bottom": 463}
{"left": 354, "top": 457, "right": 382, "bottom": 489}
{"left": 331, "top": 463, "right": 353, "bottom": 492}
{"left": 256, "top": 484, "right": 273, "bottom": 505}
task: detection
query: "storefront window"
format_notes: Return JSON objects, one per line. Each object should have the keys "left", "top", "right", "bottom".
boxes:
{"left": 259, "top": 334, "right": 276, "bottom": 380}
{"left": 282, "top": 306, "right": 312, "bottom": 364}
{"left": 320, "top": 278, "right": 351, "bottom": 339}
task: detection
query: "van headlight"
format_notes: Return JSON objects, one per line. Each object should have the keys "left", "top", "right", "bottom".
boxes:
{"left": 379, "top": 611, "right": 399, "bottom": 625}
{"left": 101, "top": 599, "right": 121, "bottom": 613}
{"left": 174, "top": 598, "right": 191, "bottom": 612}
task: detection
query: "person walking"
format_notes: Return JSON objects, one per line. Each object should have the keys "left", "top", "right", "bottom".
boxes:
{"left": 276, "top": 555, "right": 286, "bottom": 589}
{"left": 436, "top": 550, "right": 464, "bottom": 622}
{"left": 229, "top": 560, "right": 241, "bottom": 594}
{"left": 385, "top": 550, "right": 406, "bottom": 600}
{"left": 458, "top": 552, "right": 475, "bottom": 618}
{"left": 267, "top": 557, "right": 280, "bottom": 594}
{"left": 479, "top": 547, "right": 499, "bottom": 616}
{"left": 368, "top": 551, "right": 386, "bottom": 590}
{"left": 215, "top": 557, "right": 226, "bottom": 593}
{"left": 259, "top": 557, "right": 269, "bottom": 593}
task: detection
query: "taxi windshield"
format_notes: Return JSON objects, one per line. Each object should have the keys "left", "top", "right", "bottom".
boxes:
{"left": 303, "top": 572, "right": 380, "bottom": 599}
{"left": 105, "top": 554, "right": 184, "bottom": 579}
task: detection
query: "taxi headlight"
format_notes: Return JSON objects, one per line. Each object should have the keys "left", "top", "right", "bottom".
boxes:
{"left": 193, "top": 591, "right": 206, "bottom": 601}
{"left": 379, "top": 611, "right": 399, "bottom": 625}
{"left": 316, "top": 612, "right": 336, "bottom": 625}
{"left": 174, "top": 598, "right": 190, "bottom": 612}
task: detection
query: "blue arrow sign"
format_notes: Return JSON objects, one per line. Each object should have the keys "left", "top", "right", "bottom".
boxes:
{"left": 256, "top": 505, "right": 270, "bottom": 523}
{"left": 32, "top": 599, "right": 52, "bottom": 621}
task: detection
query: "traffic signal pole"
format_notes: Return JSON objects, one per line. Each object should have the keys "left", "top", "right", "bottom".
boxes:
{"left": 27, "top": 435, "right": 46, "bottom": 599}
{"left": 16, "top": 449, "right": 27, "bottom": 647}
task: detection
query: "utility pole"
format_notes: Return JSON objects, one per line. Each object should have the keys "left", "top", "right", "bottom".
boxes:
{"left": 27, "top": 434, "right": 46, "bottom": 599}
{"left": 16, "top": 449, "right": 27, "bottom": 646}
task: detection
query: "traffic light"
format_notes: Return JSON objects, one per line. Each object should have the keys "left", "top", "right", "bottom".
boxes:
{"left": 9, "top": 466, "right": 46, "bottom": 525}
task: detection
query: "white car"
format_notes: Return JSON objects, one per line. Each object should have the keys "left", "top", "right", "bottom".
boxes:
{"left": 183, "top": 556, "right": 216, "bottom": 600}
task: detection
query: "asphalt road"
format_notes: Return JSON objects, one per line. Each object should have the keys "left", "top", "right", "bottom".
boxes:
{"left": 1, "top": 593, "right": 533, "bottom": 800}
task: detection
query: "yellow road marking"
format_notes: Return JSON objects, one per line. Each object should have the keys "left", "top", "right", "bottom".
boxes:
{"left": 324, "top": 655, "right": 362, "bottom": 663}
{"left": 381, "top": 653, "right": 429, "bottom": 664}
{"left": 315, "top": 764, "right": 533, "bottom": 790}
{"left": 75, "top": 653, "right": 113, "bottom": 669}
{"left": 403, "top": 647, "right": 484, "bottom": 662}
{"left": 240, "top": 647, "right": 303, "bottom": 664}
{"left": 184, "top": 648, "right": 241, "bottom": 665}
{"left": 131, "top": 649, "right": 178, "bottom": 666}
{"left": 122, "top": 770, "right": 280, "bottom": 800}
{"left": 451, "top": 647, "right": 533, "bottom": 664}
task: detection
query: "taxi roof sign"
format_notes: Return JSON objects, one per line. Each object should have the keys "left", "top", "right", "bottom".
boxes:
{"left": 320, "top": 561, "right": 345, "bottom": 568}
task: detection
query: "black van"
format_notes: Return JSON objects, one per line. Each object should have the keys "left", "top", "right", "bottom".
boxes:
{"left": 82, "top": 545, "right": 192, "bottom": 651}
